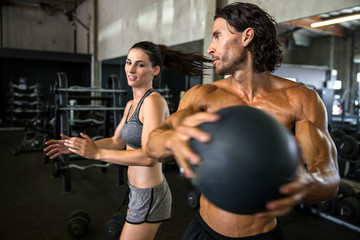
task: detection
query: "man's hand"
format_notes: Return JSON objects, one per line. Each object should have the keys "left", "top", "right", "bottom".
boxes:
{"left": 254, "top": 166, "right": 313, "bottom": 218}
{"left": 165, "top": 112, "right": 219, "bottom": 178}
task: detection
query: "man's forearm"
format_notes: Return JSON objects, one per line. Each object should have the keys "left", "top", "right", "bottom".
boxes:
{"left": 303, "top": 162, "right": 340, "bottom": 204}
{"left": 146, "top": 128, "right": 175, "bottom": 162}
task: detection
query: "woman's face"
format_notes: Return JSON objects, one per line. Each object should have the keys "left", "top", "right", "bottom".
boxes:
{"left": 125, "top": 48, "right": 159, "bottom": 88}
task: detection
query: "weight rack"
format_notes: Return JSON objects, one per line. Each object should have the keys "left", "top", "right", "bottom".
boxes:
{"left": 52, "top": 72, "right": 127, "bottom": 193}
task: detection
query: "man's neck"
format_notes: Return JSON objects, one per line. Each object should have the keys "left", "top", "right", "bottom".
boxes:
{"left": 230, "top": 70, "right": 269, "bottom": 103}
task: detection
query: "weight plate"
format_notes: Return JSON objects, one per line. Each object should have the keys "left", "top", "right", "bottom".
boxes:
{"left": 338, "top": 135, "right": 359, "bottom": 159}
{"left": 69, "top": 210, "right": 91, "bottom": 224}
{"left": 187, "top": 191, "right": 201, "bottom": 209}
{"left": 336, "top": 196, "right": 360, "bottom": 223}
{"left": 330, "top": 129, "right": 346, "bottom": 141}
{"left": 66, "top": 216, "right": 89, "bottom": 239}
{"left": 104, "top": 219, "right": 123, "bottom": 240}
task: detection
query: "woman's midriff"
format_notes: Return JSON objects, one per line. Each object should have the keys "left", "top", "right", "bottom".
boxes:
{"left": 199, "top": 195, "right": 277, "bottom": 238}
{"left": 127, "top": 163, "right": 164, "bottom": 188}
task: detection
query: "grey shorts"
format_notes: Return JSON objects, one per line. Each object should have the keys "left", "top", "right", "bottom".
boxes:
{"left": 126, "top": 178, "right": 172, "bottom": 224}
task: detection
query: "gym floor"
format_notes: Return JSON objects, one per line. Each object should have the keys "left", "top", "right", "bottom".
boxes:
{"left": 1, "top": 130, "right": 359, "bottom": 240}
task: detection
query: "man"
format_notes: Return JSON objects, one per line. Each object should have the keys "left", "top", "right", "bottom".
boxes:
{"left": 146, "top": 2, "right": 340, "bottom": 239}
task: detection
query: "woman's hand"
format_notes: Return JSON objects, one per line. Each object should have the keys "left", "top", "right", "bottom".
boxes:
{"left": 44, "top": 134, "right": 72, "bottom": 159}
{"left": 64, "top": 133, "right": 100, "bottom": 160}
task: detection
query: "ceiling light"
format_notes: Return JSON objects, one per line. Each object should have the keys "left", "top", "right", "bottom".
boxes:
{"left": 311, "top": 14, "right": 360, "bottom": 28}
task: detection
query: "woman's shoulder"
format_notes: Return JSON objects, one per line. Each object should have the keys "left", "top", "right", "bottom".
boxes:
{"left": 143, "top": 90, "right": 167, "bottom": 106}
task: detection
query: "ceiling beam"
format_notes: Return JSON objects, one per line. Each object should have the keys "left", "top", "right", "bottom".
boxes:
{"left": 283, "top": 16, "right": 347, "bottom": 37}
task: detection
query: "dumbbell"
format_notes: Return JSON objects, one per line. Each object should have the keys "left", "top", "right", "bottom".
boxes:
{"left": 337, "top": 134, "right": 360, "bottom": 159}
{"left": 187, "top": 190, "right": 201, "bottom": 209}
{"left": 316, "top": 181, "right": 355, "bottom": 215}
{"left": 336, "top": 195, "right": 360, "bottom": 224}
{"left": 66, "top": 210, "right": 91, "bottom": 239}
{"left": 330, "top": 129, "right": 346, "bottom": 144}
{"left": 104, "top": 212, "right": 126, "bottom": 240}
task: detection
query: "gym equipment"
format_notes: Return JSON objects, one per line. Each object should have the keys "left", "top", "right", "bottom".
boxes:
{"left": 66, "top": 210, "right": 91, "bottom": 239}
{"left": 52, "top": 72, "right": 126, "bottom": 193}
{"left": 330, "top": 129, "right": 346, "bottom": 144}
{"left": 337, "top": 135, "right": 360, "bottom": 159}
{"left": 317, "top": 181, "right": 355, "bottom": 215}
{"left": 53, "top": 159, "right": 64, "bottom": 178}
{"left": 187, "top": 190, "right": 201, "bottom": 209}
{"left": 346, "top": 163, "right": 360, "bottom": 181}
{"left": 8, "top": 79, "right": 52, "bottom": 155}
{"left": 190, "top": 106, "right": 298, "bottom": 214}
{"left": 53, "top": 159, "right": 112, "bottom": 175}
{"left": 7, "top": 80, "right": 46, "bottom": 125}
{"left": 104, "top": 212, "right": 126, "bottom": 240}
{"left": 51, "top": 85, "right": 127, "bottom": 93}
{"left": 355, "top": 192, "right": 360, "bottom": 201}
{"left": 336, "top": 196, "right": 360, "bottom": 223}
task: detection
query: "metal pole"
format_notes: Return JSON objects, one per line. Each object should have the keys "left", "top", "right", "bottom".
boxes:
{"left": 0, "top": 1, "right": 3, "bottom": 47}
{"left": 73, "top": 0, "right": 77, "bottom": 53}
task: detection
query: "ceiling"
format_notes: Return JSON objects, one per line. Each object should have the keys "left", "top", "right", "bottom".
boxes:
{"left": 278, "top": 5, "right": 360, "bottom": 45}
{"left": 4, "top": 1, "right": 360, "bottom": 40}
{"left": 2, "top": 0, "right": 86, "bottom": 11}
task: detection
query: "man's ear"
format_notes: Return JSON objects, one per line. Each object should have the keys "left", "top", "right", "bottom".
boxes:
{"left": 242, "top": 27, "right": 254, "bottom": 47}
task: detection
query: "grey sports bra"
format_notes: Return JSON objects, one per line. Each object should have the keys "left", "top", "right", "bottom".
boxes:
{"left": 121, "top": 89, "right": 155, "bottom": 149}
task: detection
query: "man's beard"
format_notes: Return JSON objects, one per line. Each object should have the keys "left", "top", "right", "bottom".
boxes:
{"left": 216, "top": 53, "right": 244, "bottom": 76}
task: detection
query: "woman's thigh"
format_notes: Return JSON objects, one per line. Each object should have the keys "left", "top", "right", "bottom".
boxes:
{"left": 120, "top": 222, "right": 162, "bottom": 240}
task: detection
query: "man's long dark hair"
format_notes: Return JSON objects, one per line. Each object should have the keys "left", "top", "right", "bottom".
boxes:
{"left": 215, "top": 2, "right": 283, "bottom": 72}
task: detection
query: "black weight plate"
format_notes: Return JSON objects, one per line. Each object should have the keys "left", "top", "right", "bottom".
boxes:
{"left": 338, "top": 181, "right": 355, "bottom": 198}
{"left": 351, "top": 132, "right": 360, "bottom": 141}
{"left": 66, "top": 216, "right": 89, "bottom": 239}
{"left": 187, "top": 191, "right": 201, "bottom": 209}
{"left": 336, "top": 196, "right": 360, "bottom": 223}
{"left": 104, "top": 219, "right": 123, "bottom": 240}
{"left": 338, "top": 135, "right": 359, "bottom": 159}
{"left": 331, "top": 129, "right": 346, "bottom": 141}
{"left": 111, "top": 212, "right": 126, "bottom": 223}
{"left": 69, "top": 210, "right": 91, "bottom": 224}
{"left": 317, "top": 198, "right": 337, "bottom": 215}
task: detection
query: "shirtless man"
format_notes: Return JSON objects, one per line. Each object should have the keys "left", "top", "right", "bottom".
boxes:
{"left": 146, "top": 2, "right": 340, "bottom": 239}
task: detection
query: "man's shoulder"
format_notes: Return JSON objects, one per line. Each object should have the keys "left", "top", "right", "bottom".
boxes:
{"left": 272, "top": 75, "right": 317, "bottom": 97}
{"left": 188, "top": 83, "right": 219, "bottom": 94}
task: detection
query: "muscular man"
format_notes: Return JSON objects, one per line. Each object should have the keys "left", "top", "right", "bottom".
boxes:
{"left": 146, "top": 2, "right": 340, "bottom": 239}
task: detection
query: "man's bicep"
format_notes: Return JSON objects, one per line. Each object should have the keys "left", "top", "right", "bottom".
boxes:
{"left": 295, "top": 103, "right": 337, "bottom": 174}
{"left": 295, "top": 89, "right": 335, "bottom": 166}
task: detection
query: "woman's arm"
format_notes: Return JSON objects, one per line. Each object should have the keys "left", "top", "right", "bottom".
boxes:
{"left": 65, "top": 93, "right": 170, "bottom": 167}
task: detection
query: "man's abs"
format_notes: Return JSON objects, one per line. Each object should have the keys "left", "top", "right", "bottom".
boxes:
{"left": 199, "top": 195, "right": 277, "bottom": 238}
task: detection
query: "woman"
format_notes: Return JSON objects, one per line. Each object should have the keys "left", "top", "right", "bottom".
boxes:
{"left": 44, "top": 41, "right": 210, "bottom": 240}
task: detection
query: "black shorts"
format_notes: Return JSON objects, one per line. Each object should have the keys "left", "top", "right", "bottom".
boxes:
{"left": 181, "top": 211, "right": 285, "bottom": 240}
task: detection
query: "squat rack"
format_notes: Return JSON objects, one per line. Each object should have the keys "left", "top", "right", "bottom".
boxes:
{"left": 51, "top": 72, "right": 127, "bottom": 193}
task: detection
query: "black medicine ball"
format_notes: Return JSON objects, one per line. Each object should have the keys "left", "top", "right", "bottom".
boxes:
{"left": 190, "top": 106, "right": 298, "bottom": 214}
